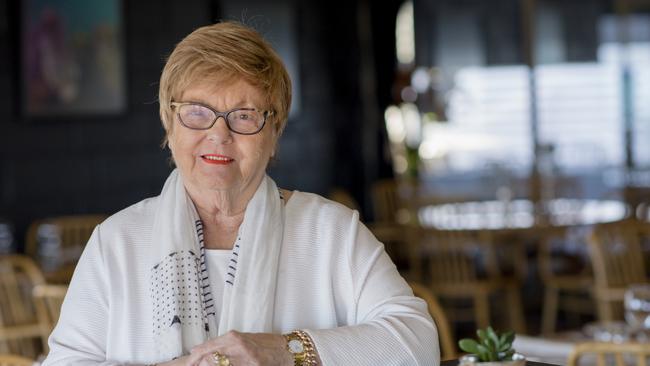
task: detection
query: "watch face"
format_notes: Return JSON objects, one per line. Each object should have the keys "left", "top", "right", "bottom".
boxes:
{"left": 288, "top": 339, "right": 304, "bottom": 354}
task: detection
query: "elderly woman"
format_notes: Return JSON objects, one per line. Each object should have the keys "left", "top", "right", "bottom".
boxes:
{"left": 43, "top": 21, "right": 439, "bottom": 366}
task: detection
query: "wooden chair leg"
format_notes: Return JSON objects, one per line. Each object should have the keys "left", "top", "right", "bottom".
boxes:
{"left": 506, "top": 288, "right": 526, "bottom": 334}
{"left": 474, "top": 292, "right": 490, "bottom": 330}
{"left": 542, "top": 286, "right": 559, "bottom": 335}
{"left": 597, "top": 298, "right": 613, "bottom": 322}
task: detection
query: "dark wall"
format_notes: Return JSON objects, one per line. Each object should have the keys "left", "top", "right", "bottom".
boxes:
{"left": 0, "top": 0, "right": 396, "bottom": 250}
{"left": 280, "top": 0, "right": 398, "bottom": 214}
{"left": 0, "top": 0, "right": 211, "bottom": 248}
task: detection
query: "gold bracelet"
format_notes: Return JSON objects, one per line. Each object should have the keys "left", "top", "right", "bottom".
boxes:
{"left": 284, "top": 330, "right": 318, "bottom": 366}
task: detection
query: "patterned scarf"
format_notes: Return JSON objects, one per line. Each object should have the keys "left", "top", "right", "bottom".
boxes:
{"left": 149, "top": 169, "right": 285, "bottom": 361}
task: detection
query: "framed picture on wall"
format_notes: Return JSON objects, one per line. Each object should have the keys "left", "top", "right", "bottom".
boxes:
{"left": 21, "top": 0, "right": 126, "bottom": 117}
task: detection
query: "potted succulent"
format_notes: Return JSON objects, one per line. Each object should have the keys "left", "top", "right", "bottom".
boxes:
{"left": 458, "top": 327, "right": 526, "bottom": 366}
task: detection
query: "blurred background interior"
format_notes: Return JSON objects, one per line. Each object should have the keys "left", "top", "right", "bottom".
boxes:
{"left": 1, "top": 0, "right": 650, "bottom": 363}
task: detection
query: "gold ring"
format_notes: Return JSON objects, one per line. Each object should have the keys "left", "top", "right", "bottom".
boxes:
{"left": 212, "top": 351, "right": 231, "bottom": 366}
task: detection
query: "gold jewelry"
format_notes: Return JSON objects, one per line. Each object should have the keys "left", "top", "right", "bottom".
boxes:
{"left": 211, "top": 351, "right": 231, "bottom": 366}
{"left": 283, "top": 330, "right": 317, "bottom": 366}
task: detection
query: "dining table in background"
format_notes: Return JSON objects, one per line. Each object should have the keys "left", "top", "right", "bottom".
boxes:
{"left": 418, "top": 198, "right": 629, "bottom": 231}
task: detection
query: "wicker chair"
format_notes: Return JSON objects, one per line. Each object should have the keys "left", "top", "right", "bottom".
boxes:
{"left": 368, "top": 179, "right": 419, "bottom": 277}
{"left": 587, "top": 220, "right": 648, "bottom": 322}
{"left": 32, "top": 284, "right": 68, "bottom": 352}
{"left": 0, "top": 354, "right": 36, "bottom": 366}
{"left": 0, "top": 255, "right": 46, "bottom": 359}
{"left": 371, "top": 179, "right": 403, "bottom": 224}
{"left": 25, "top": 215, "right": 106, "bottom": 284}
{"left": 328, "top": 188, "right": 361, "bottom": 212}
{"left": 418, "top": 228, "right": 526, "bottom": 333}
{"left": 567, "top": 342, "right": 650, "bottom": 366}
{"left": 408, "top": 281, "right": 456, "bottom": 360}
{"left": 538, "top": 226, "right": 594, "bottom": 335}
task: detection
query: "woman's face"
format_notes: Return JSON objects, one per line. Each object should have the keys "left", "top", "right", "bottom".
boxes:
{"left": 168, "top": 79, "right": 277, "bottom": 196}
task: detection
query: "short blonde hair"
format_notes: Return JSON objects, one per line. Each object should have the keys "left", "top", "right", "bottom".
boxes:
{"left": 158, "top": 21, "right": 292, "bottom": 146}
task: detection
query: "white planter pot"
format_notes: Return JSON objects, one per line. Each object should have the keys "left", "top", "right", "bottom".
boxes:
{"left": 459, "top": 354, "right": 526, "bottom": 366}
{"left": 470, "top": 360, "right": 525, "bottom": 366}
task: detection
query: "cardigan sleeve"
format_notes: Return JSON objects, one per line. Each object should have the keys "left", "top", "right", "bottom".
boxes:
{"left": 41, "top": 225, "right": 145, "bottom": 366}
{"left": 305, "top": 216, "right": 440, "bottom": 366}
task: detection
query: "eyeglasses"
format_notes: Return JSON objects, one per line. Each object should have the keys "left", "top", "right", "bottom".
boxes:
{"left": 170, "top": 101, "right": 272, "bottom": 135}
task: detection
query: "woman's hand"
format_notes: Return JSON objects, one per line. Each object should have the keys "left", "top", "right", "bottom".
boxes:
{"left": 155, "top": 355, "right": 191, "bottom": 366}
{"left": 187, "top": 330, "right": 293, "bottom": 366}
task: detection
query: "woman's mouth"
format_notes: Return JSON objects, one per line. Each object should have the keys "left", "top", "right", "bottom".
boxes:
{"left": 201, "top": 154, "right": 234, "bottom": 165}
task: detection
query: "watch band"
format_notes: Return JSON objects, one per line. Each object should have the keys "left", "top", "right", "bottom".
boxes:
{"left": 284, "top": 330, "right": 318, "bottom": 366}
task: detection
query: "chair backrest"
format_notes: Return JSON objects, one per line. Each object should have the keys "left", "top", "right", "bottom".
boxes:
{"left": 25, "top": 215, "right": 106, "bottom": 258}
{"left": 371, "top": 179, "right": 420, "bottom": 223}
{"left": 588, "top": 220, "right": 646, "bottom": 289}
{"left": 420, "top": 228, "right": 498, "bottom": 286}
{"left": 408, "top": 282, "right": 456, "bottom": 360}
{"left": 24, "top": 215, "right": 106, "bottom": 283}
{"left": 371, "top": 179, "right": 401, "bottom": 223}
{"left": 537, "top": 226, "right": 592, "bottom": 282}
{"left": 0, "top": 255, "right": 46, "bottom": 358}
{"left": 32, "top": 284, "right": 68, "bottom": 352}
{"left": 567, "top": 342, "right": 650, "bottom": 366}
{"left": 328, "top": 188, "right": 361, "bottom": 212}
{"left": 0, "top": 354, "right": 35, "bottom": 366}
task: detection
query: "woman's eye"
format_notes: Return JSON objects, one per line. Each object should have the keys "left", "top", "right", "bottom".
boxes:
{"left": 184, "top": 106, "right": 209, "bottom": 118}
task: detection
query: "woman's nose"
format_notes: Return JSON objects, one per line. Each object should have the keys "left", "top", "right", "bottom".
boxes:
{"left": 206, "top": 116, "right": 233, "bottom": 144}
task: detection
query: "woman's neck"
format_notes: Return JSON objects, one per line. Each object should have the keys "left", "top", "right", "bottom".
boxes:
{"left": 193, "top": 197, "right": 246, "bottom": 250}
{"left": 185, "top": 181, "right": 260, "bottom": 250}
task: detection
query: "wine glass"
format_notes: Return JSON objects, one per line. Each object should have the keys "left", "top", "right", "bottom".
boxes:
{"left": 624, "top": 284, "right": 650, "bottom": 331}
{"left": 584, "top": 321, "right": 629, "bottom": 343}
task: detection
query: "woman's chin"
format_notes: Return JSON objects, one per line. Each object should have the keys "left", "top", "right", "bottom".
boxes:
{"left": 201, "top": 177, "right": 239, "bottom": 192}
{"left": 185, "top": 170, "right": 239, "bottom": 192}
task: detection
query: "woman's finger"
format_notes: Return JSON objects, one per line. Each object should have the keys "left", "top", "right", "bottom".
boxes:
{"left": 195, "top": 352, "right": 238, "bottom": 366}
{"left": 197, "top": 355, "right": 217, "bottom": 366}
{"left": 187, "top": 350, "right": 223, "bottom": 366}
{"left": 191, "top": 330, "right": 239, "bottom": 355}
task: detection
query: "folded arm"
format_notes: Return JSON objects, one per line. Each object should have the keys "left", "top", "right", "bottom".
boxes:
{"left": 305, "top": 220, "right": 440, "bottom": 366}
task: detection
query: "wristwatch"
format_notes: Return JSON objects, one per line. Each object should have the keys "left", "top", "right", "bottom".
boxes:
{"left": 285, "top": 332, "right": 307, "bottom": 365}
{"left": 283, "top": 330, "right": 317, "bottom": 366}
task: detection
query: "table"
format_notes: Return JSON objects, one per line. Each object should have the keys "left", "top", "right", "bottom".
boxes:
{"left": 514, "top": 325, "right": 650, "bottom": 365}
{"left": 513, "top": 333, "right": 581, "bottom": 365}
{"left": 441, "top": 360, "right": 560, "bottom": 366}
{"left": 419, "top": 198, "right": 628, "bottom": 231}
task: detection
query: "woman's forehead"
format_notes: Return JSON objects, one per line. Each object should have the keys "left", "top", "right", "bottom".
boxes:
{"left": 179, "top": 78, "right": 265, "bottom": 106}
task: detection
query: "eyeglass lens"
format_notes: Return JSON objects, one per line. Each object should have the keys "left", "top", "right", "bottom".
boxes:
{"left": 177, "top": 103, "right": 264, "bottom": 134}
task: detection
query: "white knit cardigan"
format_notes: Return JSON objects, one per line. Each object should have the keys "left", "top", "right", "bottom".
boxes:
{"left": 42, "top": 190, "right": 440, "bottom": 365}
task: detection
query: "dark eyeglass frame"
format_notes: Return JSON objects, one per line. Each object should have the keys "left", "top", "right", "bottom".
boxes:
{"left": 170, "top": 101, "right": 273, "bottom": 135}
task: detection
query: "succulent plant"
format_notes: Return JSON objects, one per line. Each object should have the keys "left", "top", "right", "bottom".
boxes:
{"left": 458, "top": 327, "right": 516, "bottom": 362}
